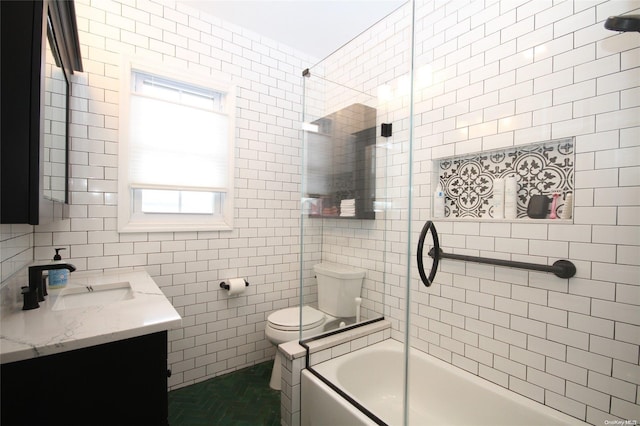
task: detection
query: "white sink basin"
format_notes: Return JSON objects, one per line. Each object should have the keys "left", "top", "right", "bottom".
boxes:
{"left": 52, "top": 282, "right": 134, "bottom": 311}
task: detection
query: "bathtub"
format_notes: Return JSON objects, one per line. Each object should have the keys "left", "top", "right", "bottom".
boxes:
{"left": 301, "top": 339, "right": 583, "bottom": 425}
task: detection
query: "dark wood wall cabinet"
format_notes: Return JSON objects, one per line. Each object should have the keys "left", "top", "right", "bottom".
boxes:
{"left": 1, "top": 0, "right": 82, "bottom": 224}
{"left": 1, "top": 331, "right": 170, "bottom": 426}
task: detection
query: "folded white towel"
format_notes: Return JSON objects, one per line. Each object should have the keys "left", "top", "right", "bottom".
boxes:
{"left": 340, "top": 199, "right": 356, "bottom": 217}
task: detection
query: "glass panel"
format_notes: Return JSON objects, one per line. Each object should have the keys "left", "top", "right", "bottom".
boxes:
{"left": 135, "top": 188, "right": 220, "bottom": 215}
{"left": 180, "top": 191, "right": 216, "bottom": 214}
{"left": 299, "top": 70, "right": 393, "bottom": 334}
{"left": 140, "top": 189, "right": 180, "bottom": 213}
{"left": 42, "top": 13, "right": 69, "bottom": 203}
{"left": 298, "top": 2, "right": 414, "bottom": 425}
{"left": 133, "top": 71, "right": 224, "bottom": 111}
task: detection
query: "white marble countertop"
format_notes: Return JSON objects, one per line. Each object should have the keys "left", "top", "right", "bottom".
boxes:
{"left": 0, "top": 270, "right": 182, "bottom": 364}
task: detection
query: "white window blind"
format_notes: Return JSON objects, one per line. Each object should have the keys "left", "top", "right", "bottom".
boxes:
{"left": 129, "top": 72, "right": 228, "bottom": 190}
{"left": 118, "top": 63, "right": 235, "bottom": 233}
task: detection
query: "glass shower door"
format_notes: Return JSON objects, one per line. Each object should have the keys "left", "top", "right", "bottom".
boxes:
{"left": 299, "top": 70, "right": 388, "bottom": 333}
{"left": 297, "top": 2, "right": 416, "bottom": 425}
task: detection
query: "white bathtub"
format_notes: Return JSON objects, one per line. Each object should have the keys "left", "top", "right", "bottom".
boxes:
{"left": 302, "top": 339, "right": 584, "bottom": 425}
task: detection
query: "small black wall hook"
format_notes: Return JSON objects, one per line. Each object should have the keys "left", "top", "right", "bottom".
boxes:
{"left": 381, "top": 123, "right": 392, "bottom": 137}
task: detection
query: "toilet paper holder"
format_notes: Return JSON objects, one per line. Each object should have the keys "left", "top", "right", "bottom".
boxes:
{"left": 219, "top": 279, "right": 249, "bottom": 290}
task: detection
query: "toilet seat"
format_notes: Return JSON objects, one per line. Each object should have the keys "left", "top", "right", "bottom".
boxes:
{"left": 266, "top": 306, "right": 327, "bottom": 390}
{"left": 267, "top": 306, "right": 325, "bottom": 331}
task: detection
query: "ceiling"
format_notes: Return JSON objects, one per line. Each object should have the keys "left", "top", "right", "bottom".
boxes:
{"left": 180, "top": 0, "right": 406, "bottom": 60}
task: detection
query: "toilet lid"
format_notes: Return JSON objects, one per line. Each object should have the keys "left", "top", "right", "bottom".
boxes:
{"left": 268, "top": 306, "right": 325, "bottom": 331}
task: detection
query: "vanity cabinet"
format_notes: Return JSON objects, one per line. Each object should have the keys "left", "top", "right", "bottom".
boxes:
{"left": 1, "top": 331, "right": 169, "bottom": 426}
{"left": 1, "top": 1, "right": 43, "bottom": 224}
{"left": 0, "top": 0, "right": 82, "bottom": 224}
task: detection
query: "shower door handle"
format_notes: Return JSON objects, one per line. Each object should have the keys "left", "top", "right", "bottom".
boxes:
{"left": 417, "top": 220, "right": 440, "bottom": 287}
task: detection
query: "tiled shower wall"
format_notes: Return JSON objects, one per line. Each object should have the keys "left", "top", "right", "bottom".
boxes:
{"left": 314, "top": 3, "right": 415, "bottom": 328}
{"left": 320, "top": 0, "right": 639, "bottom": 424}
{"left": 0, "top": 225, "right": 34, "bottom": 283}
{"left": 2, "top": 0, "right": 638, "bottom": 421}
{"left": 2, "top": 0, "right": 315, "bottom": 390}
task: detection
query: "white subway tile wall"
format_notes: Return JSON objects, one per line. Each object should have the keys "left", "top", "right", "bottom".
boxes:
{"left": 1, "top": 0, "right": 638, "bottom": 423}
{"left": 1, "top": 0, "right": 314, "bottom": 390}
{"left": 317, "top": 0, "right": 639, "bottom": 424}
{"left": 0, "top": 225, "right": 34, "bottom": 282}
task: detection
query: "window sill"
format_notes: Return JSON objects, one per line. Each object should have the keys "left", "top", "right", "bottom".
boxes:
{"left": 117, "top": 221, "right": 233, "bottom": 233}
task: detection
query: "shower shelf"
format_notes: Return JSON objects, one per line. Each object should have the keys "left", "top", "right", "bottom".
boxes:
{"left": 434, "top": 138, "right": 574, "bottom": 221}
{"left": 308, "top": 214, "right": 364, "bottom": 220}
{"left": 427, "top": 248, "right": 576, "bottom": 279}
{"left": 431, "top": 217, "right": 572, "bottom": 222}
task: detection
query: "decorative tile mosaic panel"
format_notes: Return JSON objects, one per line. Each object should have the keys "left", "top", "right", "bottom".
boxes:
{"left": 438, "top": 138, "right": 574, "bottom": 219}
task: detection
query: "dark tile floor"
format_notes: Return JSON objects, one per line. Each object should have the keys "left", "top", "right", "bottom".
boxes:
{"left": 168, "top": 361, "right": 281, "bottom": 426}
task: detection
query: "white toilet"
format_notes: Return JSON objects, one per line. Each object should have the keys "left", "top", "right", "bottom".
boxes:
{"left": 265, "top": 262, "right": 366, "bottom": 390}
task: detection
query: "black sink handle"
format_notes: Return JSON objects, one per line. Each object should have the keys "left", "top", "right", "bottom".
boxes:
{"left": 417, "top": 220, "right": 440, "bottom": 287}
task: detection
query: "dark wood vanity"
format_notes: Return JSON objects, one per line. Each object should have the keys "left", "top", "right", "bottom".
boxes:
{"left": 1, "top": 331, "right": 170, "bottom": 426}
{"left": 0, "top": 270, "right": 181, "bottom": 426}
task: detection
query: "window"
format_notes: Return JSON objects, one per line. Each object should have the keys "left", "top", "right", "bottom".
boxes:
{"left": 118, "top": 61, "right": 235, "bottom": 232}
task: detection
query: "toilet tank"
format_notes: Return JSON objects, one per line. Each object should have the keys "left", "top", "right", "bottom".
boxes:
{"left": 314, "top": 262, "right": 365, "bottom": 317}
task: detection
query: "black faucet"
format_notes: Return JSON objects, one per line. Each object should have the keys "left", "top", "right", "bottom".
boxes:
{"left": 22, "top": 263, "right": 76, "bottom": 310}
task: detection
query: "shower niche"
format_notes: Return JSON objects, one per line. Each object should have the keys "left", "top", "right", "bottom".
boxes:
{"left": 436, "top": 138, "right": 575, "bottom": 220}
{"left": 306, "top": 103, "right": 376, "bottom": 219}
